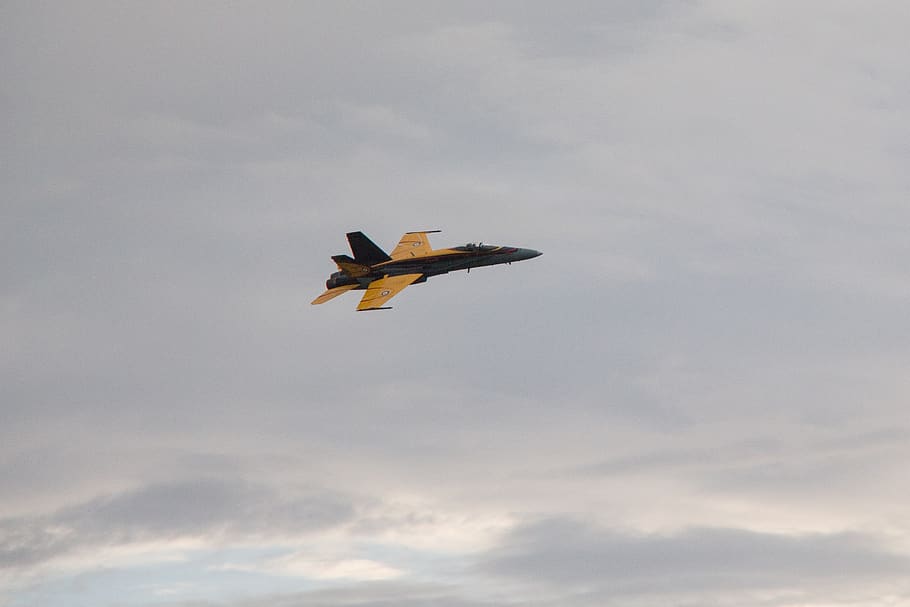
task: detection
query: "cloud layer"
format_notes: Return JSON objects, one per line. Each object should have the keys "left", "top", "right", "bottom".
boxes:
{"left": 3, "top": 2, "right": 910, "bottom": 606}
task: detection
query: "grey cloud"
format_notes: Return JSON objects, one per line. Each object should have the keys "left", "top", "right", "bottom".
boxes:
{"left": 480, "top": 518, "right": 909, "bottom": 596}
{"left": 64, "top": 478, "right": 353, "bottom": 537}
{"left": 573, "top": 438, "right": 780, "bottom": 477}
{"left": 160, "top": 581, "right": 514, "bottom": 607}
{"left": 575, "top": 428, "right": 910, "bottom": 480}
{"left": 698, "top": 427, "right": 910, "bottom": 501}
{"left": 0, "top": 479, "right": 355, "bottom": 570}
{"left": 231, "top": 583, "right": 508, "bottom": 607}
{"left": 140, "top": 520, "right": 910, "bottom": 607}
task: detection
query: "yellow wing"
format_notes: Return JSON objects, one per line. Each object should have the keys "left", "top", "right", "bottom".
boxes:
{"left": 311, "top": 284, "right": 358, "bottom": 305}
{"left": 389, "top": 231, "right": 437, "bottom": 260}
{"left": 357, "top": 274, "right": 423, "bottom": 310}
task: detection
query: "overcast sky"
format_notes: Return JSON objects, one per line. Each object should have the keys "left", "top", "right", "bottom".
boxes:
{"left": 3, "top": 2, "right": 910, "bottom": 606}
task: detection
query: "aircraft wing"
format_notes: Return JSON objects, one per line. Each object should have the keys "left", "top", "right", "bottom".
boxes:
{"left": 389, "top": 231, "right": 438, "bottom": 260}
{"left": 357, "top": 273, "right": 423, "bottom": 310}
{"left": 311, "top": 284, "right": 358, "bottom": 305}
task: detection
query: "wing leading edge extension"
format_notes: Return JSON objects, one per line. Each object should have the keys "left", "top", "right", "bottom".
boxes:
{"left": 357, "top": 274, "right": 423, "bottom": 311}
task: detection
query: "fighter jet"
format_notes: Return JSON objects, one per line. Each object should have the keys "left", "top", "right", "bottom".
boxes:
{"left": 312, "top": 230, "right": 542, "bottom": 310}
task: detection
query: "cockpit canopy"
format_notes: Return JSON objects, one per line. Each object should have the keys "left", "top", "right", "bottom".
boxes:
{"left": 454, "top": 243, "right": 497, "bottom": 252}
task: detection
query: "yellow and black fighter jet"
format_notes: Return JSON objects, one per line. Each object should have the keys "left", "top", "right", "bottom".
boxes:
{"left": 312, "top": 230, "right": 542, "bottom": 310}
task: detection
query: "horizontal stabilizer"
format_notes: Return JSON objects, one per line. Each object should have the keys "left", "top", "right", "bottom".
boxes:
{"left": 332, "top": 255, "right": 371, "bottom": 277}
{"left": 311, "top": 284, "right": 358, "bottom": 305}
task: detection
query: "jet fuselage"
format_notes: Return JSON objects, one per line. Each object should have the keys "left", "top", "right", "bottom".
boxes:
{"left": 326, "top": 244, "right": 541, "bottom": 290}
{"left": 313, "top": 230, "right": 541, "bottom": 310}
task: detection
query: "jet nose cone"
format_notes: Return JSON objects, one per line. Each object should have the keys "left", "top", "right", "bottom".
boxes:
{"left": 515, "top": 248, "right": 542, "bottom": 261}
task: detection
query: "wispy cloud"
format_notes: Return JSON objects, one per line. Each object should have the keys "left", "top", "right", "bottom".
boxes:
{"left": 0, "top": 479, "right": 356, "bottom": 573}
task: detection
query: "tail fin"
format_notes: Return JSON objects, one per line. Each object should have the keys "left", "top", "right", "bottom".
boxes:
{"left": 346, "top": 231, "right": 391, "bottom": 265}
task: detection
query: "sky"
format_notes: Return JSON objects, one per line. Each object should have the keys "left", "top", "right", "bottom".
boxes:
{"left": 2, "top": 1, "right": 910, "bottom": 606}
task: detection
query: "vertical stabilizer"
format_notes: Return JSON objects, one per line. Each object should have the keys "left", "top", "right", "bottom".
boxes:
{"left": 346, "top": 231, "right": 392, "bottom": 265}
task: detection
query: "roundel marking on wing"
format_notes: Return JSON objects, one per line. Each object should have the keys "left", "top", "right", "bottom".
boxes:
{"left": 381, "top": 290, "right": 391, "bottom": 297}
